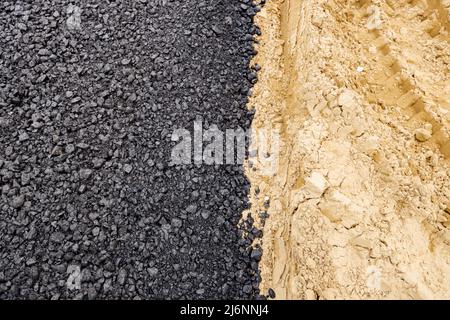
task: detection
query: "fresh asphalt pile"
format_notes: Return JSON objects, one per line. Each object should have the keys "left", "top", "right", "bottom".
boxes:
{"left": 0, "top": 0, "right": 264, "bottom": 299}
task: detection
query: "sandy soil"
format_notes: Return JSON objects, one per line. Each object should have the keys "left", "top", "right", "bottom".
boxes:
{"left": 248, "top": 0, "right": 450, "bottom": 299}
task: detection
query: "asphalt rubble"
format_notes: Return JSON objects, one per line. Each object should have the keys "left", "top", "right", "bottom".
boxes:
{"left": 0, "top": 0, "right": 267, "bottom": 299}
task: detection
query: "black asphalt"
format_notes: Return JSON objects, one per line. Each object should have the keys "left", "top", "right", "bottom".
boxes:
{"left": 0, "top": 0, "right": 264, "bottom": 299}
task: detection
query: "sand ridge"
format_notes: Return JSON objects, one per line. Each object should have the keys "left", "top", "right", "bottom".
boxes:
{"left": 248, "top": 0, "right": 450, "bottom": 299}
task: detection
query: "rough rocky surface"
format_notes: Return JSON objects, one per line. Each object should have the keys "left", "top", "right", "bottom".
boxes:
{"left": 250, "top": 0, "right": 450, "bottom": 300}
{"left": 0, "top": 0, "right": 263, "bottom": 299}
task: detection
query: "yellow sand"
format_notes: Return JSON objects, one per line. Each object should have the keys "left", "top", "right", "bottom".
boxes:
{"left": 247, "top": 0, "right": 450, "bottom": 299}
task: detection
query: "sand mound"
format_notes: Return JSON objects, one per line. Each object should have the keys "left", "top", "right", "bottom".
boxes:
{"left": 248, "top": 0, "right": 450, "bottom": 299}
